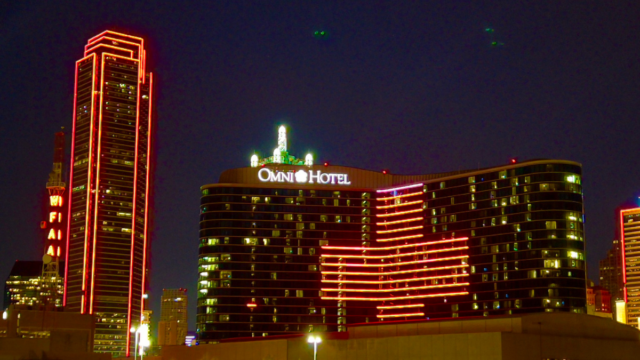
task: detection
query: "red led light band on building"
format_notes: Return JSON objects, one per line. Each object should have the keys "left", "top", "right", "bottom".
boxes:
{"left": 377, "top": 192, "right": 423, "bottom": 201}
{"left": 376, "top": 200, "right": 423, "bottom": 210}
{"left": 376, "top": 183, "right": 423, "bottom": 193}
{"left": 127, "top": 51, "right": 144, "bottom": 349}
{"left": 140, "top": 72, "right": 153, "bottom": 324}
{"left": 84, "top": 36, "right": 141, "bottom": 57}
{"left": 377, "top": 304, "right": 424, "bottom": 310}
{"left": 376, "top": 225, "right": 424, "bottom": 234}
{"left": 321, "top": 282, "right": 469, "bottom": 293}
{"left": 376, "top": 313, "right": 424, "bottom": 318}
{"left": 64, "top": 56, "right": 83, "bottom": 306}
{"left": 322, "top": 291, "right": 468, "bottom": 301}
{"left": 376, "top": 217, "right": 423, "bottom": 226}
{"left": 321, "top": 246, "right": 468, "bottom": 259}
{"left": 320, "top": 264, "right": 467, "bottom": 276}
{"left": 320, "top": 255, "right": 468, "bottom": 268}
{"left": 321, "top": 237, "right": 468, "bottom": 252}
{"left": 376, "top": 209, "right": 422, "bottom": 218}
{"left": 376, "top": 234, "right": 423, "bottom": 242}
{"left": 84, "top": 44, "right": 134, "bottom": 58}
{"left": 321, "top": 274, "right": 468, "bottom": 284}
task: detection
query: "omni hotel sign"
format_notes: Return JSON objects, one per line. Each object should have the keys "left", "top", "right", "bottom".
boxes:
{"left": 258, "top": 168, "right": 351, "bottom": 185}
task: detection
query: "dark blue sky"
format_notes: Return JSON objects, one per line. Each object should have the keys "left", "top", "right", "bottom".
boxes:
{"left": 1, "top": 1, "right": 640, "bottom": 330}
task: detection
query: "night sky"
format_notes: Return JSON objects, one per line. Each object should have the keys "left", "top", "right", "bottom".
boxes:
{"left": 2, "top": 1, "right": 640, "bottom": 331}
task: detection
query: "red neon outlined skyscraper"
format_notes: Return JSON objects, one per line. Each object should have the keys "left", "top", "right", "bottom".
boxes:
{"left": 63, "top": 30, "right": 154, "bottom": 357}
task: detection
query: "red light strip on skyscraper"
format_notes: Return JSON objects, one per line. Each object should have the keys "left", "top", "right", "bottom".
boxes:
{"left": 321, "top": 274, "right": 468, "bottom": 284}
{"left": 377, "top": 304, "right": 424, "bottom": 310}
{"left": 320, "top": 264, "right": 467, "bottom": 276}
{"left": 376, "top": 217, "right": 423, "bottom": 226}
{"left": 376, "top": 209, "right": 422, "bottom": 218}
{"left": 89, "top": 53, "right": 107, "bottom": 313}
{"left": 321, "top": 237, "right": 468, "bottom": 252}
{"left": 376, "top": 200, "right": 423, "bottom": 209}
{"left": 376, "top": 183, "right": 423, "bottom": 193}
{"left": 376, "top": 225, "right": 424, "bottom": 234}
{"left": 320, "top": 255, "right": 468, "bottom": 268}
{"left": 85, "top": 43, "right": 134, "bottom": 57}
{"left": 126, "top": 53, "right": 145, "bottom": 357}
{"left": 322, "top": 282, "right": 469, "bottom": 293}
{"left": 85, "top": 36, "right": 141, "bottom": 57}
{"left": 64, "top": 56, "right": 81, "bottom": 306}
{"left": 377, "top": 192, "right": 423, "bottom": 201}
{"left": 322, "top": 291, "right": 468, "bottom": 301}
{"left": 140, "top": 72, "right": 153, "bottom": 324}
{"left": 376, "top": 234, "right": 423, "bottom": 242}
{"left": 72, "top": 54, "right": 98, "bottom": 312}
{"left": 376, "top": 313, "right": 424, "bottom": 318}
{"left": 321, "top": 246, "right": 468, "bottom": 259}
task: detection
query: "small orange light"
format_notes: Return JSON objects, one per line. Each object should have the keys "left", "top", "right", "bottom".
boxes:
{"left": 247, "top": 303, "right": 257, "bottom": 308}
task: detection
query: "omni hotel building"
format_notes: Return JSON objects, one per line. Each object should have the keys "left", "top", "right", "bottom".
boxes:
{"left": 197, "top": 127, "right": 586, "bottom": 342}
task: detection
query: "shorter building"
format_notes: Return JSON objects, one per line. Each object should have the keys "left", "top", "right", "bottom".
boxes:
{"left": 162, "top": 312, "right": 640, "bottom": 360}
{"left": 159, "top": 289, "right": 188, "bottom": 346}
{"left": 600, "top": 238, "right": 623, "bottom": 301}
{"left": 587, "top": 281, "right": 612, "bottom": 318}
{"left": 3, "top": 261, "right": 63, "bottom": 310}
{"left": 0, "top": 305, "right": 106, "bottom": 359}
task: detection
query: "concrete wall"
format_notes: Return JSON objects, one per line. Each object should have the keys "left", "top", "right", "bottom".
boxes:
{"left": 161, "top": 314, "right": 640, "bottom": 360}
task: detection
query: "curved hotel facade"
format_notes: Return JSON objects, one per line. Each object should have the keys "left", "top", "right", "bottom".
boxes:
{"left": 197, "top": 127, "right": 586, "bottom": 342}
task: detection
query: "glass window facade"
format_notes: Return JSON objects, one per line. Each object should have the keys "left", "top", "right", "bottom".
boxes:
{"left": 198, "top": 161, "right": 585, "bottom": 342}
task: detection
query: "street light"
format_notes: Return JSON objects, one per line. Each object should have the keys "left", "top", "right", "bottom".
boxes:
{"left": 307, "top": 335, "right": 321, "bottom": 360}
{"left": 130, "top": 327, "right": 140, "bottom": 360}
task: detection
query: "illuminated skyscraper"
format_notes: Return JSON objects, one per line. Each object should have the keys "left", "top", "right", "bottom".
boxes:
{"left": 620, "top": 207, "right": 640, "bottom": 328}
{"left": 63, "top": 30, "right": 154, "bottom": 357}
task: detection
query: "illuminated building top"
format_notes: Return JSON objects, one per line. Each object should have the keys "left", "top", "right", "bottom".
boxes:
{"left": 250, "top": 126, "right": 313, "bottom": 167}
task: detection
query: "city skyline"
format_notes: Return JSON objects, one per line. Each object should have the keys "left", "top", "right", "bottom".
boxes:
{"left": 2, "top": 1, "right": 640, "bottom": 334}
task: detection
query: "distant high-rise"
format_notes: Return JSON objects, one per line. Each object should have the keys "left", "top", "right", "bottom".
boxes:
{"left": 158, "top": 289, "right": 188, "bottom": 346}
{"left": 599, "top": 238, "right": 623, "bottom": 301}
{"left": 63, "top": 30, "right": 154, "bottom": 357}
{"left": 620, "top": 207, "right": 640, "bottom": 328}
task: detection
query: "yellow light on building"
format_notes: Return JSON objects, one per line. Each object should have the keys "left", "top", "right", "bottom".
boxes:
{"left": 615, "top": 300, "right": 627, "bottom": 324}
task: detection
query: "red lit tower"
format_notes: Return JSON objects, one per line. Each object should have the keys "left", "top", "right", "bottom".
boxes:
{"left": 41, "top": 131, "right": 66, "bottom": 307}
{"left": 63, "top": 30, "right": 154, "bottom": 357}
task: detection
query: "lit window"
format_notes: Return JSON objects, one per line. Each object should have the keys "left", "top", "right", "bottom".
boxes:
{"left": 545, "top": 221, "right": 557, "bottom": 230}
{"left": 499, "top": 171, "right": 507, "bottom": 179}
{"left": 296, "top": 290, "right": 304, "bottom": 298}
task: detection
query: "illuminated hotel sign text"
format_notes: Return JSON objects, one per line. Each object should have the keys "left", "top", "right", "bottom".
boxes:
{"left": 258, "top": 168, "right": 351, "bottom": 185}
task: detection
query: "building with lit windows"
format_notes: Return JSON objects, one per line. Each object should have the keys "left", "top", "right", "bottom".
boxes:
{"left": 63, "top": 30, "right": 154, "bottom": 357}
{"left": 620, "top": 207, "right": 640, "bottom": 328}
{"left": 159, "top": 288, "right": 188, "bottom": 346}
{"left": 3, "top": 261, "right": 64, "bottom": 310}
{"left": 196, "top": 127, "right": 586, "bottom": 342}
{"left": 600, "top": 238, "right": 624, "bottom": 302}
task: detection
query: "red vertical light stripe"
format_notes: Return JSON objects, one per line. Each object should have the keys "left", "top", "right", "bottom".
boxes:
{"left": 89, "top": 53, "right": 108, "bottom": 314}
{"left": 140, "top": 72, "right": 153, "bottom": 324}
{"left": 126, "top": 53, "right": 144, "bottom": 358}
{"left": 63, "top": 58, "right": 81, "bottom": 307}
{"left": 621, "top": 209, "right": 628, "bottom": 302}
